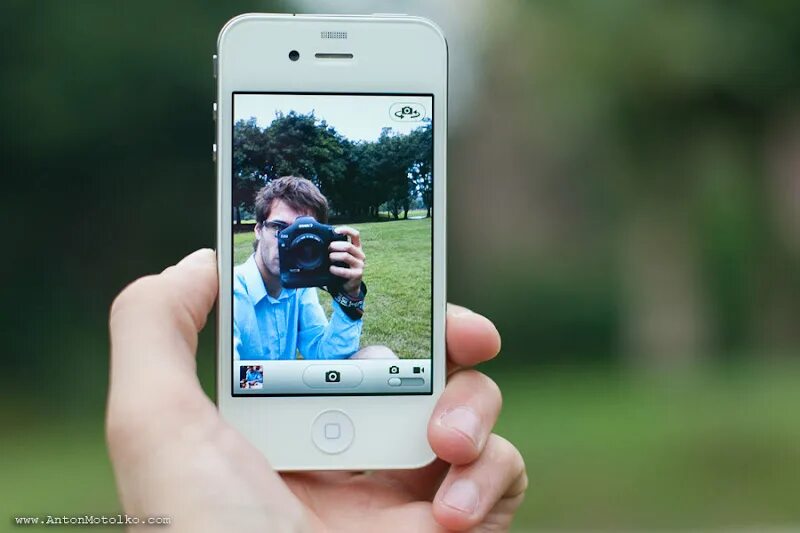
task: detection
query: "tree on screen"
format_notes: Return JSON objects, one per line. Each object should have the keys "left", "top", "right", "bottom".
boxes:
{"left": 233, "top": 112, "right": 432, "bottom": 222}
{"left": 233, "top": 118, "right": 268, "bottom": 225}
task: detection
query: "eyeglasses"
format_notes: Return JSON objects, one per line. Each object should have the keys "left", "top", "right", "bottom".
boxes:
{"left": 260, "top": 220, "right": 289, "bottom": 237}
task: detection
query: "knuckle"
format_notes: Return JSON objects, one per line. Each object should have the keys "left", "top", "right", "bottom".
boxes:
{"left": 487, "top": 434, "right": 525, "bottom": 476}
{"left": 458, "top": 370, "right": 503, "bottom": 407}
{"left": 109, "top": 273, "right": 201, "bottom": 335}
{"left": 109, "top": 275, "right": 162, "bottom": 324}
{"left": 105, "top": 402, "right": 156, "bottom": 458}
{"left": 107, "top": 388, "right": 216, "bottom": 459}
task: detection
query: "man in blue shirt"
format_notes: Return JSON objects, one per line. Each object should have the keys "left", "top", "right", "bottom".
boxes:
{"left": 234, "top": 176, "right": 395, "bottom": 361}
{"left": 244, "top": 366, "right": 263, "bottom": 385}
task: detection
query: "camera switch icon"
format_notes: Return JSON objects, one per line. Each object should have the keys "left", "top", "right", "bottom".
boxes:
{"left": 389, "top": 365, "right": 400, "bottom": 374}
{"left": 390, "top": 102, "right": 425, "bottom": 122}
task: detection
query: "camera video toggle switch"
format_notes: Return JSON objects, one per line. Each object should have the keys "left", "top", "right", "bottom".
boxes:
{"left": 387, "top": 377, "right": 425, "bottom": 387}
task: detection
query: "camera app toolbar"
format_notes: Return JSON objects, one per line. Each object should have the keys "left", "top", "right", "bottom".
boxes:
{"left": 236, "top": 359, "right": 432, "bottom": 395}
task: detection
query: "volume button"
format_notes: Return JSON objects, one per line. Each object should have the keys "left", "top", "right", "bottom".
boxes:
{"left": 212, "top": 143, "right": 217, "bottom": 162}
{"left": 212, "top": 102, "right": 217, "bottom": 122}
{"left": 212, "top": 54, "right": 218, "bottom": 78}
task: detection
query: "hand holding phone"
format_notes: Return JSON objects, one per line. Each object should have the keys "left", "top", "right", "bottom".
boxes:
{"left": 107, "top": 249, "right": 526, "bottom": 532}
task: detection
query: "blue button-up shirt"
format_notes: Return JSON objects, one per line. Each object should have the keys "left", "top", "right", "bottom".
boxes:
{"left": 233, "top": 254, "right": 362, "bottom": 360}
{"left": 245, "top": 369, "right": 263, "bottom": 383}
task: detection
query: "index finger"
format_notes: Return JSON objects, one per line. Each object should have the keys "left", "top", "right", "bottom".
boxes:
{"left": 334, "top": 225, "right": 361, "bottom": 247}
{"left": 447, "top": 304, "right": 501, "bottom": 369}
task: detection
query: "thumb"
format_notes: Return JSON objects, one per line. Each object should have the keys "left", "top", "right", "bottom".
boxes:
{"left": 108, "top": 248, "right": 218, "bottom": 416}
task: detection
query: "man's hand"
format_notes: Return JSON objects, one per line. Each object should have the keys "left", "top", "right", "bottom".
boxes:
{"left": 329, "top": 226, "right": 364, "bottom": 298}
{"left": 107, "top": 249, "right": 527, "bottom": 532}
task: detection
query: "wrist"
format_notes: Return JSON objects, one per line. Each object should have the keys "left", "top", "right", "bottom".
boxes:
{"left": 344, "top": 284, "right": 361, "bottom": 298}
{"left": 329, "top": 281, "right": 367, "bottom": 320}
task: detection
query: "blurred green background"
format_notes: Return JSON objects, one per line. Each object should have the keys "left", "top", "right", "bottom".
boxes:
{"left": 2, "top": 1, "right": 799, "bottom": 531}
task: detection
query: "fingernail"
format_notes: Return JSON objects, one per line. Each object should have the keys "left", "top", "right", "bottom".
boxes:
{"left": 440, "top": 406, "right": 481, "bottom": 446}
{"left": 442, "top": 479, "right": 479, "bottom": 514}
{"left": 448, "top": 304, "right": 474, "bottom": 317}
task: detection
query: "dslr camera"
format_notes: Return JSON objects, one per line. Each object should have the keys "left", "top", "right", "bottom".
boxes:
{"left": 278, "top": 216, "right": 348, "bottom": 289}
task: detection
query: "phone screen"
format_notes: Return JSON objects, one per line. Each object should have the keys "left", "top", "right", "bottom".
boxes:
{"left": 231, "top": 92, "right": 434, "bottom": 396}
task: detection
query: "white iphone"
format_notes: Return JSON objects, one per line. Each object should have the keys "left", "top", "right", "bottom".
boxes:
{"left": 215, "top": 13, "right": 447, "bottom": 470}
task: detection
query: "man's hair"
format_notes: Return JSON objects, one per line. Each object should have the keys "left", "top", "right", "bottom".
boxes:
{"left": 254, "top": 176, "right": 329, "bottom": 224}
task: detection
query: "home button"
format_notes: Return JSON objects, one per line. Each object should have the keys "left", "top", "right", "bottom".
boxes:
{"left": 311, "top": 410, "right": 355, "bottom": 454}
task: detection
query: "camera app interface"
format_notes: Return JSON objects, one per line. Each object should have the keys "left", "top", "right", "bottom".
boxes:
{"left": 232, "top": 93, "right": 433, "bottom": 396}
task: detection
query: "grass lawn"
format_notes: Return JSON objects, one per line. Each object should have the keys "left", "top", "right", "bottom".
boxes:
{"left": 491, "top": 365, "right": 800, "bottom": 531}
{"left": 3, "top": 364, "right": 800, "bottom": 532}
{"left": 233, "top": 217, "right": 432, "bottom": 359}
{"left": 377, "top": 209, "right": 428, "bottom": 220}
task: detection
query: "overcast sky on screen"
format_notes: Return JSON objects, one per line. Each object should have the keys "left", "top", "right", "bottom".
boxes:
{"left": 234, "top": 93, "right": 432, "bottom": 142}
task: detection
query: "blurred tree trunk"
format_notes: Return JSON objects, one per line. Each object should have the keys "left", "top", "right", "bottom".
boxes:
{"left": 621, "top": 201, "right": 712, "bottom": 368}
{"left": 759, "top": 115, "right": 800, "bottom": 354}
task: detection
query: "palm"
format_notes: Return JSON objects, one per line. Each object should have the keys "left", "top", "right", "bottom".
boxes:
{"left": 284, "top": 472, "right": 435, "bottom": 532}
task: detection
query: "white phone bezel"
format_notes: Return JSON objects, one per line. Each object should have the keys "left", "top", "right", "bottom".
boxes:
{"left": 215, "top": 13, "right": 447, "bottom": 471}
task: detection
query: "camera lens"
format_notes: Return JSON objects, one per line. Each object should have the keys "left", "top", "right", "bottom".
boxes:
{"left": 289, "top": 50, "right": 300, "bottom": 61}
{"left": 290, "top": 233, "right": 325, "bottom": 270}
